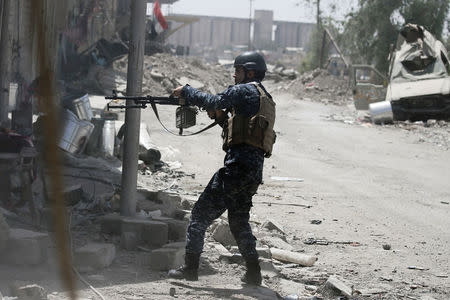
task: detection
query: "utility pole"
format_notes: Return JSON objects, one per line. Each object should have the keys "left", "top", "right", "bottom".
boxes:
{"left": 248, "top": 0, "right": 254, "bottom": 50}
{"left": 120, "top": 0, "right": 146, "bottom": 217}
{"left": 0, "top": 0, "right": 11, "bottom": 127}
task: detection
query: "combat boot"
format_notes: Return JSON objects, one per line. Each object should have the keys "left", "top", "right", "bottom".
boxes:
{"left": 168, "top": 253, "right": 200, "bottom": 281}
{"left": 241, "top": 259, "right": 262, "bottom": 285}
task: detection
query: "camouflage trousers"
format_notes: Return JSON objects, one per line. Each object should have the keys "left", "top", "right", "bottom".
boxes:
{"left": 185, "top": 162, "right": 261, "bottom": 261}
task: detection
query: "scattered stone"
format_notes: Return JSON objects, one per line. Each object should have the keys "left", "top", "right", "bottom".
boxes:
{"left": 148, "top": 242, "right": 185, "bottom": 271}
{"left": 158, "top": 191, "right": 182, "bottom": 218}
{"left": 74, "top": 243, "right": 116, "bottom": 272}
{"left": 321, "top": 275, "right": 352, "bottom": 298}
{"left": 11, "top": 284, "right": 47, "bottom": 300}
{"left": 0, "top": 229, "right": 49, "bottom": 265}
{"left": 259, "top": 236, "right": 293, "bottom": 251}
{"left": 261, "top": 219, "right": 285, "bottom": 235}
{"left": 210, "top": 242, "right": 233, "bottom": 261}
{"left": 259, "top": 258, "right": 279, "bottom": 278}
{"left": 212, "top": 220, "right": 236, "bottom": 246}
{"left": 382, "top": 244, "right": 391, "bottom": 250}
{"left": 169, "top": 287, "right": 176, "bottom": 297}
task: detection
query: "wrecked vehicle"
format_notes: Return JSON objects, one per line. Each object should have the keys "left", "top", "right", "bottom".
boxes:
{"left": 351, "top": 64, "right": 387, "bottom": 110}
{"left": 353, "top": 24, "right": 450, "bottom": 123}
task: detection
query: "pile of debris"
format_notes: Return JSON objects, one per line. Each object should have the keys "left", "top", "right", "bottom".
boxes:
{"left": 99, "top": 53, "right": 234, "bottom": 97}
{"left": 281, "top": 69, "right": 352, "bottom": 106}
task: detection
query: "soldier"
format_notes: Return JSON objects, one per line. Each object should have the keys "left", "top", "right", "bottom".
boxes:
{"left": 169, "top": 51, "right": 276, "bottom": 285}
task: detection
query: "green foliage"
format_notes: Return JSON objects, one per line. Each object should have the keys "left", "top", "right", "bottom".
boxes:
{"left": 342, "top": 0, "right": 450, "bottom": 74}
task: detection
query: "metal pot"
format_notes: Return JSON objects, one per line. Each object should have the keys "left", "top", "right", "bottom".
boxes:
{"left": 58, "top": 110, "right": 94, "bottom": 154}
{"left": 369, "top": 101, "right": 394, "bottom": 124}
{"left": 64, "top": 93, "right": 93, "bottom": 120}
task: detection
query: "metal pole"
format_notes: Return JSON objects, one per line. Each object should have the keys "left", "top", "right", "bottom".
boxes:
{"left": 120, "top": 0, "right": 146, "bottom": 217}
{"left": 0, "top": 0, "right": 11, "bottom": 127}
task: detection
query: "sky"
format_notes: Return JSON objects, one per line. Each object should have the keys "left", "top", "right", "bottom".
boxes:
{"left": 164, "top": 0, "right": 358, "bottom": 23}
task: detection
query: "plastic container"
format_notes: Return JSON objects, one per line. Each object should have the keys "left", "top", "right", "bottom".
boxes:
{"left": 369, "top": 101, "right": 394, "bottom": 124}
{"left": 102, "top": 120, "right": 115, "bottom": 156}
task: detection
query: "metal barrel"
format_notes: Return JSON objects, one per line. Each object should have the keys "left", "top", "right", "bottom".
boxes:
{"left": 102, "top": 120, "right": 115, "bottom": 156}
{"left": 369, "top": 101, "right": 394, "bottom": 124}
{"left": 58, "top": 109, "right": 94, "bottom": 154}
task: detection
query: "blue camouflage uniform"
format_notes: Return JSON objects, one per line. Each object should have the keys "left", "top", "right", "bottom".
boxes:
{"left": 181, "top": 82, "right": 271, "bottom": 261}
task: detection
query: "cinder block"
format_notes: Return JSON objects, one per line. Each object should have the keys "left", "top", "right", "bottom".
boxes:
{"left": 74, "top": 243, "right": 115, "bottom": 272}
{"left": 152, "top": 216, "right": 187, "bottom": 241}
{"left": 100, "top": 213, "right": 124, "bottom": 235}
{"left": 0, "top": 229, "right": 49, "bottom": 265}
{"left": 149, "top": 247, "right": 184, "bottom": 271}
{"left": 141, "top": 221, "right": 168, "bottom": 246}
{"left": 121, "top": 231, "right": 138, "bottom": 250}
{"left": 122, "top": 218, "right": 168, "bottom": 247}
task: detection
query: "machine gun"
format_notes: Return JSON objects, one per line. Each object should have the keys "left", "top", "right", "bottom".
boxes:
{"left": 105, "top": 90, "right": 216, "bottom": 135}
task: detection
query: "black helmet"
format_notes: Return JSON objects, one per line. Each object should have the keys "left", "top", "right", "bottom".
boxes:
{"left": 234, "top": 51, "right": 267, "bottom": 72}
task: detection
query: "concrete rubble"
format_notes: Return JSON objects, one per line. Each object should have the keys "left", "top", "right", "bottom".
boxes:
{"left": 1, "top": 51, "right": 448, "bottom": 300}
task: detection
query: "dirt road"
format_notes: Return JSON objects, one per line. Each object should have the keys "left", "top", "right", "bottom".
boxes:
{"left": 140, "top": 83, "right": 450, "bottom": 299}
{"left": 2, "top": 82, "right": 448, "bottom": 300}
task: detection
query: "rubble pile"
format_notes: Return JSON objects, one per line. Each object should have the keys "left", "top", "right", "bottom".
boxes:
{"left": 281, "top": 69, "right": 352, "bottom": 106}
{"left": 112, "top": 53, "right": 233, "bottom": 96}
{"left": 327, "top": 111, "right": 450, "bottom": 150}
{"left": 395, "top": 120, "right": 450, "bottom": 150}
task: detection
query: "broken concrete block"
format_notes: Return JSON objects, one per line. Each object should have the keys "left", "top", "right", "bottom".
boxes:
{"left": 270, "top": 248, "right": 317, "bottom": 267}
{"left": 212, "top": 220, "right": 236, "bottom": 246}
{"left": 260, "top": 258, "right": 279, "bottom": 278}
{"left": 259, "top": 235, "right": 293, "bottom": 251}
{"left": 149, "top": 243, "right": 185, "bottom": 271}
{"left": 210, "top": 242, "right": 233, "bottom": 261}
{"left": 261, "top": 219, "right": 285, "bottom": 235}
{"left": 322, "top": 275, "right": 352, "bottom": 298}
{"left": 0, "top": 229, "right": 49, "bottom": 265}
{"left": 121, "top": 218, "right": 168, "bottom": 247}
{"left": 11, "top": 284, "right": 47, "bottom": 300}
{"left": 121, "top": 231, "right": 139, "bottom": 250}
{"left": 74, "top": 243, "right": 115, "bottom": 272}
{"left": 230, "top": 246, "right": 271, "bottom": 259}
{"left": 152, "top": 216, "right": 187, "bottom": 241}
{"left": 63, "top": 184, "right": 84, "bottom": 206}
{"left": 0, "top": 212, "right": 10, "bottom": 252}
{"left": 158, "top": 191, "right": 182, "bottom": 217}
{"left": 99, "top": 213, "right": 123, "bottom": 235}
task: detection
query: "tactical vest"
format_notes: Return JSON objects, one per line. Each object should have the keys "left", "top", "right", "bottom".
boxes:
{"left": 222, "top": 82, "right": 276, "bottom": 157}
